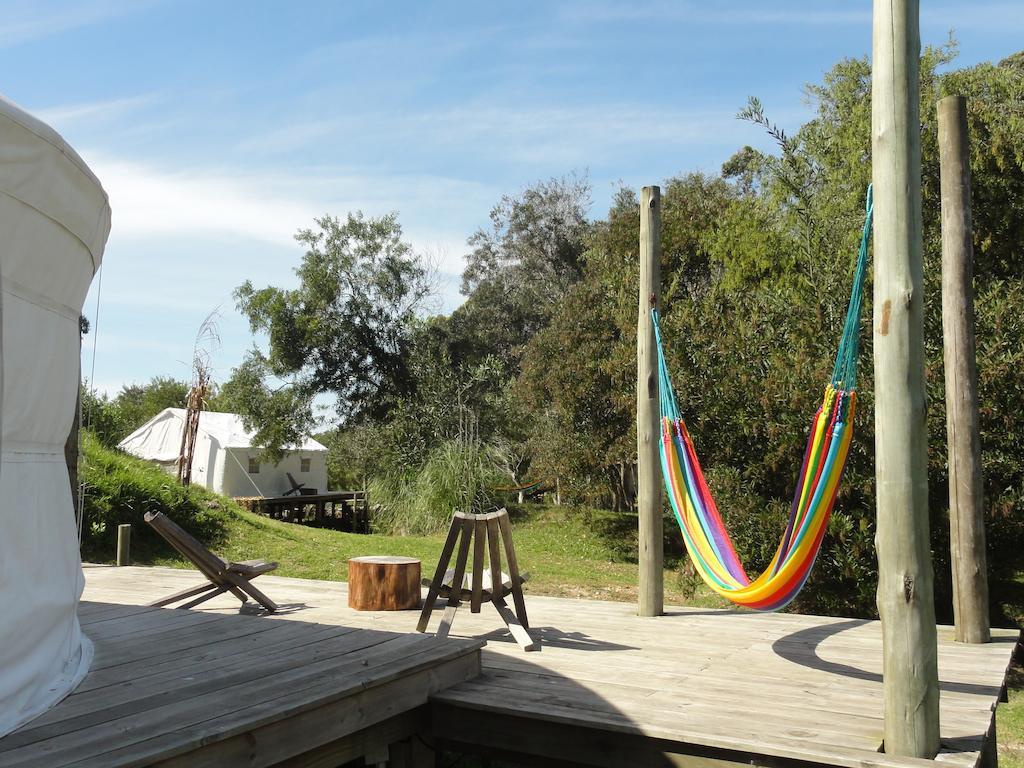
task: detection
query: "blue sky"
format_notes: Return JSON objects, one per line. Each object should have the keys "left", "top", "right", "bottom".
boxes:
{"left": 2, "top": 1, "right": 1020, "bottom": 396}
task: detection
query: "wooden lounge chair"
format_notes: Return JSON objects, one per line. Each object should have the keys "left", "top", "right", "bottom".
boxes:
{"left": 282, "top": 472, "right": 305, "bottom": 496}
{"left": 283, "top": 471, "right": 317, "bottom": 497}
{"left": 144, "top": 511, "right": 279, "bottom": 613}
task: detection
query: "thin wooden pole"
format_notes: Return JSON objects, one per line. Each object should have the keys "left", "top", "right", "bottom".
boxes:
{"left": 871, "top": 0, "right": 940, "bottom": 756}
{"left": 938, "top": 94, "right": 990, "bottom": 645}
{"left": 637, "top": 185, "right": 663, "bottom": 617}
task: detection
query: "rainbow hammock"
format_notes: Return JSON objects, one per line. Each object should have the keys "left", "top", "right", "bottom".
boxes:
{"left": 652, "top": 187, "right": 873, "bottom": 611}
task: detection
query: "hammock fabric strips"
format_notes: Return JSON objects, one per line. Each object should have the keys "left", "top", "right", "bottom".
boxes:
{"left": 653, "top": 187, "right": 873, "bottom": 611}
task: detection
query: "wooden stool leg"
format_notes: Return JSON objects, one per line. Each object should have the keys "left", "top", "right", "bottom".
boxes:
{"left": 488, "top": 510, "right": 538, "bottom": 651}
{"left": 470, "top": 516, "right": 486, "bottom": 613}
{"left": 492, "top": 596, "right": 539, "bottom": 651}
{"left": 486, "top": 515, "right": 503, "bottom": 605}
{"left": 437, "top": 516, "right": 473, "bottom": 640}
{"left": 497, "top": 509, "right": 530, "bottom": 629}
{"left": 416, "top": 516, "right": 461, "bottom": 632}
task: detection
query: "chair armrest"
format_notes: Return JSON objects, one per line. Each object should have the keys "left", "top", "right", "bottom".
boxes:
{"left": 228, "top": 559, "right": 278, "bottom": 576}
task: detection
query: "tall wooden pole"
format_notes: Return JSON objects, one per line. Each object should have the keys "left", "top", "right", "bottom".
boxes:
{"left": 938, "top": 95, "right": 990, "bottom": 645}
{"left": 637, "top": 186, "right": 663, "bottom": 617}
{"left": 871, "top": 0, "right": 940, "bottom": 756}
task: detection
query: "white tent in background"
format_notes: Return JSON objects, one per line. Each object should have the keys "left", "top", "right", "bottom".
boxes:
{"left": 0, "top": 95, "right": 110, "bottom": 737}
{"left": 119, "top": 409, "right": 330, "bottom": 498}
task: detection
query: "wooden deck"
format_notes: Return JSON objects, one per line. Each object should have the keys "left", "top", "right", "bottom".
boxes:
{"left": 238, "top": 491, "right": 370, "bottom": 532}
{"left": 13, "top": 564, "right": 1016, "bottom": 768}
{"left": 0, "top": 589, "right": 481, "bottom": 767}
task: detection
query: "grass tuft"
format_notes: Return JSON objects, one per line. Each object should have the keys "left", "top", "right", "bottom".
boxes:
{"left": 369, "top": 439, "right": 505, "bottom": 535}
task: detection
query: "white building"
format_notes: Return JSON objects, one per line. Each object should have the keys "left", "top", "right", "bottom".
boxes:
{"left": 119, "top": 409, "right": 329, "bottom": 498}
{"left": 0, "top": 94, "right": 110, "bottom": 736}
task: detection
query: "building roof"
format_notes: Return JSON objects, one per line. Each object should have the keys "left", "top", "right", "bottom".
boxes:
{"left": 118, "top": 408, "right": 327, "bottom": 462}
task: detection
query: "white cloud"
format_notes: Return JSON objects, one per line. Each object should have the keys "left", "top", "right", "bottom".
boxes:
{"left": 416, "top": 104, "right": 772, "bottom": 166}
{"left": 236, "top": 118, "right": 343, "bottom": 156}
{"left": 32, "top": 94, "right": 159, "bottom": 130}
{"left": 101, "top": 287, "right": 230, "bottom": 314}
{"left": 78, "top": 152, "right": 490, "bottom": 275}
{"left": 236, "top": 102, "right": 782, "bottom": 172}
{"left": 0, "top": 0, "right": 153, "bottom": 48}
{"left": 88, "top": 155, "right": 316, "bottom": 247}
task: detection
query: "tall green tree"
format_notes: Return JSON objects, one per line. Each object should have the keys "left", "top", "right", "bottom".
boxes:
{"left": 456, "top": 173, "right": 592, "bottom": 370}
{"left": 517, "top": 174, "right": 738, "bottom": 505}
{"left": 233, "top": 211, "right": 430, "bottom": 458}
{"left": 82, "top": 376, "right": 190, "bottom": 447}
{"left": 114, "top": 377, "right": 190, "bottom": 430}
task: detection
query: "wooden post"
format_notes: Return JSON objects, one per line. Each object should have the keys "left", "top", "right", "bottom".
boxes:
{"left": 637, "top": 185, "right": 663, "bottom": 617}
{"left": 938, "top": 94, "right": 990, "bottom": 644}
{"left": 871, "top": 0, "right": 940, "bottom": 756}
{"left": 116, "top": 524, "right": 131, "bottom": 566}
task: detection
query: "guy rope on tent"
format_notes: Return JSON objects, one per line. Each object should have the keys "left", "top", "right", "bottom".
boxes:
{"left": 653, "top": 186, "right": 873, "bottom": 611}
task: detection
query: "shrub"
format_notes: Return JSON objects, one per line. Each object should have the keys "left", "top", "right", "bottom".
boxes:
{"left": 369, "top": 439, "right": 505, "bottom": 535}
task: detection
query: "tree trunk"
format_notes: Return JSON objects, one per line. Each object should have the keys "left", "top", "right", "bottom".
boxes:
{"left": 938, "top": 94, "right": 990, "bottom": 644}
{"left": 872, "top": 0, "right": 940, "bottom": 755}
{"left": 348, "top": 556, "right": 422, "bottom": 611}
{"left": 637, "top": 185, "right": 663, "bottom": 617}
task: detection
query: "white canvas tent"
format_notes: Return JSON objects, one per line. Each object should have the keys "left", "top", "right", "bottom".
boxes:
{"left": 0, "top": 95, "right": 110, "bottom": 736}
{"left": 119, "top": 409, "right": 330, "bottom": 498}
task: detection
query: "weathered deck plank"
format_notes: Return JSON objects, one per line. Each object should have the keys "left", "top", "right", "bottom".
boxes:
{"left": 0, "top": 593, "right": 482, "bottom": 768}
{"left": 63, "top": 565, "right": 1019, "bottom": 768}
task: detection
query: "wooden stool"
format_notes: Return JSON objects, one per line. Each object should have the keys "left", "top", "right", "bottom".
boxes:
{"left": 347, "top": 556, "right": 421, "bottom": 610}
{"left": 416, "top": 508, "right": 537, "bottom": 651}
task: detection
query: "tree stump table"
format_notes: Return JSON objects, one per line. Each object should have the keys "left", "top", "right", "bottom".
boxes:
{"left": 347, "top": 556, "right": 422, "bottom": 611}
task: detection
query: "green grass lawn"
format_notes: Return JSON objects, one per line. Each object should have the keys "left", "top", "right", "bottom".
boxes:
{"left": 1001, "top": 661, "right": 1024, "bottom": 768}
{"left": 999, "top": 576, "right": 1024, "bottom": 767}
{"left": 147, "top": 504, "right": 726, "bottom": 608}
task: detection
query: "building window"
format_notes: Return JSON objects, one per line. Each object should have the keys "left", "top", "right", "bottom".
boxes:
{"left": 248, "top": 457, "right": 260, "bottom": 474}
{"left": 300, "top": 458, "right": 311, "bottom": 473}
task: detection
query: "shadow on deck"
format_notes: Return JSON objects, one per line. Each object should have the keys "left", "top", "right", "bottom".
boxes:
{"left": 5, "top": 565, "right": 1013, "bottom": 768}
{"left": 0, "top": 602, "right": 481, "bottom": 768}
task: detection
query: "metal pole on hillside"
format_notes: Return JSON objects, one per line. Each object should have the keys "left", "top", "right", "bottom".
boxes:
{"left": 637, "top": 185, "right": 663, "bottom": 617}
{"left": 871, "top": 0, "right": 940, "bottom": 756}
{"left": 938, "top": 94, "right": 990, "bottom": 645}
